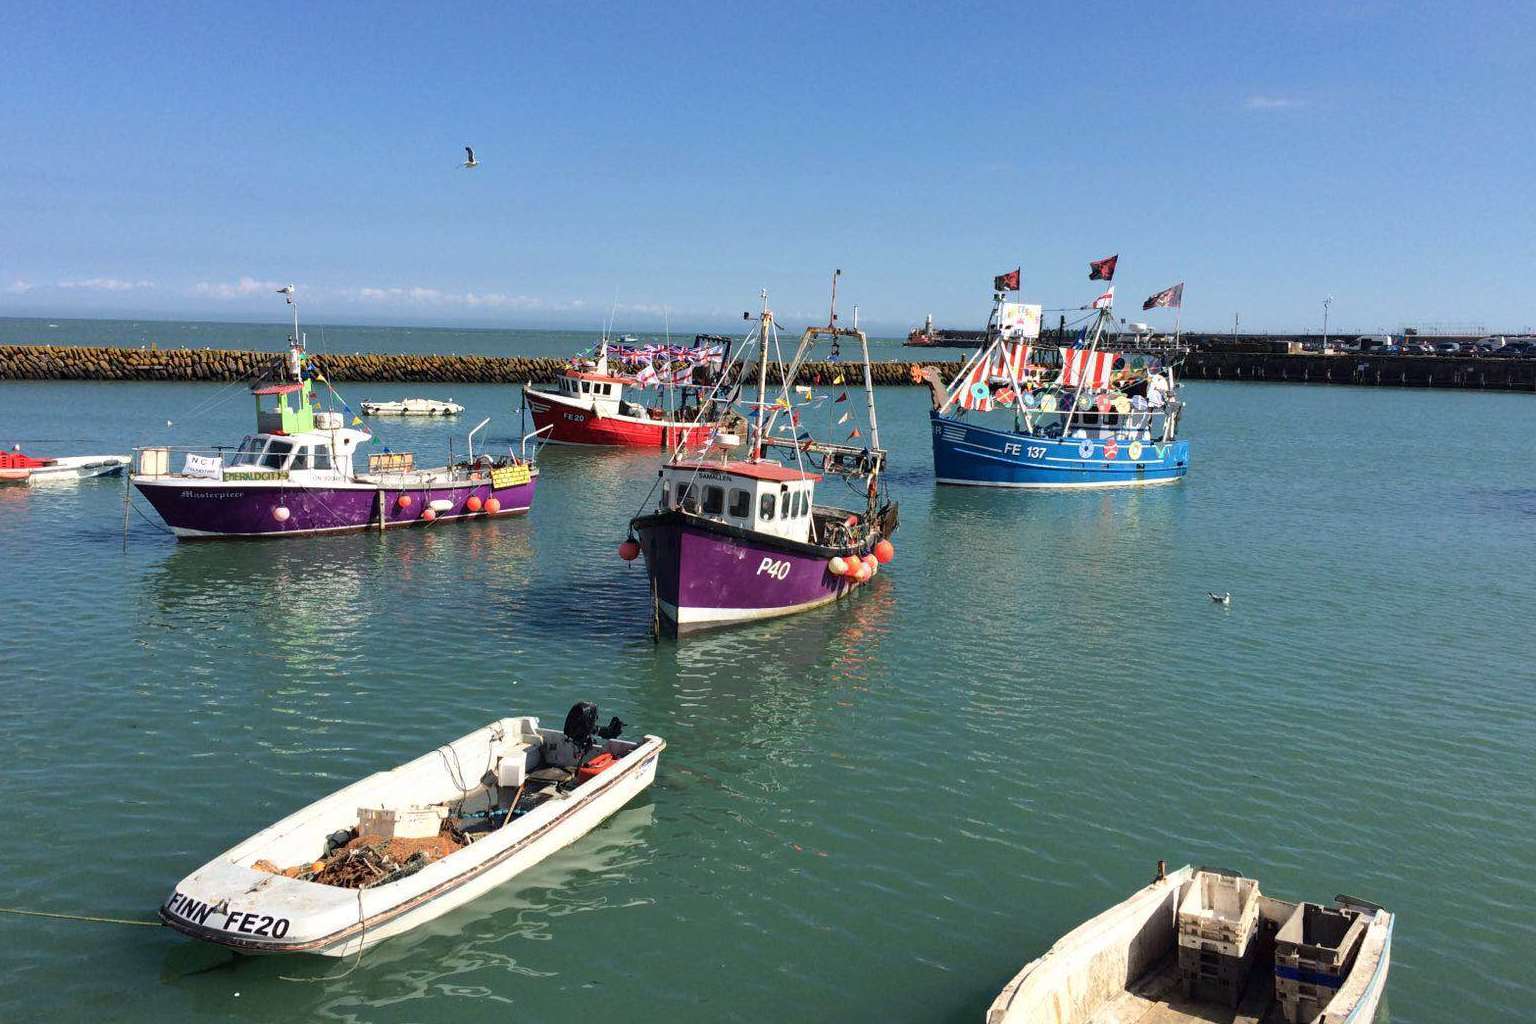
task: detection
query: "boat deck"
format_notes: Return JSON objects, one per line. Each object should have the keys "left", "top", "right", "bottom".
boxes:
{"left": 1088, "top": 954, "right": 1281, "bottom": 1024}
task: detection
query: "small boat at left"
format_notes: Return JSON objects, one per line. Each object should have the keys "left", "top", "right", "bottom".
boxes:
{"left": 0, "top": 450, "right": 130, "bottom": 484}
{"left": 160, "top": 702, "right": 664, "bottom": 956}
{"left": 131, "top": 289, "right": 544, "bottom": 539}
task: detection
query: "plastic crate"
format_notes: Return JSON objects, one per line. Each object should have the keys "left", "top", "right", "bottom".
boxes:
{"left": 1176, "top": 870, "right": 1262, "bottom": 1007}
{"left": 1274, "top": 903, "right": 1366, "bottom": 1024}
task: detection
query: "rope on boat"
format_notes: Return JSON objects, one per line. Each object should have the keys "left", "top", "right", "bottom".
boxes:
{"left": 0, "top": 906, "right": 161, "bottom": 927}
{"left": 280, "top": 888, "right": 366, "bottom": 983}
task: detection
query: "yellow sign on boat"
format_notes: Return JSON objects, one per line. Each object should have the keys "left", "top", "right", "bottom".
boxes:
{"left": 490, "top": 465, "right": 531, "bottom": 489}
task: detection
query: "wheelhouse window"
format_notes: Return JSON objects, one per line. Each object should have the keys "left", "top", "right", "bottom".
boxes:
{"left": 261, "top": 439, "right": 294, "bottom": 470}
{"left": 676, "top": 484, "right": 695, "bottom": 511}
{"left": 312, "top": 444, "right": 332, "bottom": 471}
{"left": 759, "top": 492, "right": 775, "bottom": 521}
{"left": 230, "top": 436, "right": 266, "bottom": 467}
{"left": 702, "top": 486, "right": 724, "bottom": 515}
{"left": 581, "top": 381, "right": 591, "bottom": 393}
{"left": 728, "top": 488, "right": 751, "bottom": 518}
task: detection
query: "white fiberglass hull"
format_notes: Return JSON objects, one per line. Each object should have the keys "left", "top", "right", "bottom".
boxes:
{"left": 14, "top": 455, "right": 131, "bottom": 483}
{"left": 160, "top": 717, "right": 664, "bottom": 957}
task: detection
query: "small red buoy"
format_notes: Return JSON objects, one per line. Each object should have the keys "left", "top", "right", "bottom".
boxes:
{"left": 397, "top": 494, "right": 412, "bottom": 509}
{"left": 421, "top": 507, "right": 437, "bottom": 522}
{"left": 619, "top": 539, "right": 640, "bottom": 561}
{"left": 466, "top": 495, "right": 483, "bottom": 512}
{"left": 273, "top": 506, "right": 291, "bottom": 522}
{"left": 874, "top": 539, "right": 894, "bottom": 564}
{"left": 843, "top": 559, "right": 862, "bottom": 579}
{"left": 484, "top": 497, "right": 501, "bottom": 514}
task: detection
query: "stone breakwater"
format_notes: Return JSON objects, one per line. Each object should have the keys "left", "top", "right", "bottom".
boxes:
{"left": 0, "top": 345, "right": 959, "bottom": 385}
{"left": 3, "top": 344, "right": 1532, "bottom": 392}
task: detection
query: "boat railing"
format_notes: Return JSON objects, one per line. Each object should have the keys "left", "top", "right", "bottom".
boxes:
{"left": 131, "top": 444, "right": 249, "bottom": 479}
{"left": 520, "top": 424, "right": 554, "bottom": 462}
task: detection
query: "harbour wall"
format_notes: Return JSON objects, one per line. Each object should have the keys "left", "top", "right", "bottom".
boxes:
{"left": 2, "top": 344, "right": 1534, "bottom": 392}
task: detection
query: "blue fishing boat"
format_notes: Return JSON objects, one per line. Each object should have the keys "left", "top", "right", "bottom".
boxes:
{"left": 922, "top": 278, "right": 1190, "bottom": 489}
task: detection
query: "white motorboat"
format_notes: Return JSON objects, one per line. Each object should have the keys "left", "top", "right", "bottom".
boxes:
{"left": 360, "top": 398, "right": 465, "bottom": 416}
{"left": 0, "top": 451, "right": 130, "bottom": 484}
{"left": 160, "top": 704, "right": 663, "bottom": 956}
{"left": 986, "top": 863, "right": 1392, "bottom": 1024}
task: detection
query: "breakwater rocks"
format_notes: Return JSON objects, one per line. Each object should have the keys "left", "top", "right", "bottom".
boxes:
{"left": 0, "top": 345, "right": 961, "bottom": 386}
{"left": 3, "top": 343, "right": 1533, "bottom": 392}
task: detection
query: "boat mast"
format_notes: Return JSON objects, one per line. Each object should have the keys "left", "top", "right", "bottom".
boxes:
{"left": 1059, "top": 305, "right": 1108, "bottom": 440}
{"left": 753, "top": 289, "right": 770, "bottom": 461}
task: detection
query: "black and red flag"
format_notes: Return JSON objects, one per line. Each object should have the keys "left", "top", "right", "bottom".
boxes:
{"left": 993, "top": 267, "right": 1020, "bottom": 291}
{"left": 1142, "top": 282, "right": 1184, "bottom": 310}
{"left": 1088, "top": 254, "right": 1118, "bottom": 281}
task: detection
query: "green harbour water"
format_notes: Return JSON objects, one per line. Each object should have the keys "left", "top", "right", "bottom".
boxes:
{"left": 1, "top": 320, "right": 1533, "bottom": 1023}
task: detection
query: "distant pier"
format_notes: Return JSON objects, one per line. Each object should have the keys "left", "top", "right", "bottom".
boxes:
{"left": 2, "top": 344, "right": 1533, "bottom": 392}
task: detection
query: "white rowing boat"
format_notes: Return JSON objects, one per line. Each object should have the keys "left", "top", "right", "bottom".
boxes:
{"left": 360, "top": 398, "right": 465, "bottom": 416}
{"left": 986, "top": 864, "right": 1392, "bottom": 1024}
{"left": 0, "top": 453, "right": 130, "bottom": 484}
{"left": 160, "top": 704, "right": 663, "bottom": 956}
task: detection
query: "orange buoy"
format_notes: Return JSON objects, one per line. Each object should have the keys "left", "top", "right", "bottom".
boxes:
{"left": 843, "top": 558, "right": 862, "bottom": 578}
{"left": 874, "top": 539, "right": 894, "bottom": 563}
{"left": 855, "top": 563, "right": 872, "bottom": 582}
{"left": 828, "top": 556, "right": 848, "bottom": 576}
{"left": 396, "top": 494, "right": 412, "bottom": 509}
{"left": 466, "top": 495, "right": 483, "bottom": 512}
{"left": 421, "top": 507, "right": 437, "bottom": 522}
{"left": 484, "top": 497, "right": 501, "bottom": 514}
{"left": 619, "top": 539, "right": 640, "bottom": 561}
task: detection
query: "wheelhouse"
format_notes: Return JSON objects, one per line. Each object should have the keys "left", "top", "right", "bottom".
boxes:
{"left": 225, "top": 432, "right": 363, "bottom": 477}
{"left": 659, "top": 461, "right": 819, "bottom": 543}
{"left": 556, "top": 372, "right": 628, "bottom": 415}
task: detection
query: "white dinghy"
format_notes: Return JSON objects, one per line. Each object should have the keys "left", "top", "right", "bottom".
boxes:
{"left": 986, "top": 863, "right": 1392, "bottom": 1024}
{"left": 0, "top": 452, "right": 130, "bottom": 484}
{"left": 161, "top": 703, "right": 663, "bottom": 956}
{"left": 360, "top": 398, "right": 464, "bottom": 416}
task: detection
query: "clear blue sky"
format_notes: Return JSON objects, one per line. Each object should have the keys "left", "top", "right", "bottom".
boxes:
{"left": 3, "top": 1, "right": 1532, "bottom": 335}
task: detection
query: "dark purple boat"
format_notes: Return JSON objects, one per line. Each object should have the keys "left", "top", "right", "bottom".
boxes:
{"left": 626, "top": 285, "right": 898, "bottom": 637}
{"left": 131, "top": 288, "right": 544, "bottom": 540}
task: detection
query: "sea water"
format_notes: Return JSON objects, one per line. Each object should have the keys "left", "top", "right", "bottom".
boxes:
{"left": 0, "top": 320, "right": 1531, "bottom": 1023}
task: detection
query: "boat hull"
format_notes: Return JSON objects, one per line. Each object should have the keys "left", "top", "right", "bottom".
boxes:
{"left": 930, "top": 410, "right": 1189, "bottom": 488}
{"left": 630, "top": 510, "right": 887, "bottom": 637}
{"left": 132, "top": 474, "right": 537, "bottom": 539}
{"left": 525, "top": 387, "right": 711, "bottom": 449}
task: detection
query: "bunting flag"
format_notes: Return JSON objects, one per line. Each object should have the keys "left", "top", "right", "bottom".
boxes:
{"left": 848, "top": 428, "right": 861, "bottom": 439}
{"left": 986, "top": 341, "right": 1032, "bottom": 383}
{"left": 1092, "top": 286, "right": 1115, "bottom": 310}
{"left": 1089, "top": 254, "right": 1118, "bottom": 281}
{"left": 832, "top": 374, "right": 844, "bottom": 385}
{"left": 1059, "top": 347, "right": 1115, "bottom": 389}
{"left": 993, "top": 267, "right": 1021, "bottom": 292}
{"left": 1142, "top": 282, "right": 1184, "bottom": 310}
{"left": 773, "top": 396, "right": 791, "bottom": 411}
{"left": 835, "top": 391, "right": 848, "bottom": 403}
{"left": 837, "top": 411, "right": 849, "bottom": 424}
{"left": 790, "top": 411, "right": 800, "bottom": 426}
{"left": 351, "top": 416, "right": 364, "bottom": 426}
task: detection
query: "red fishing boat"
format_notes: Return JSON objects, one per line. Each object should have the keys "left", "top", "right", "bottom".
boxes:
{"left": 522, "top": 335, "right": 732, "bottom": 449}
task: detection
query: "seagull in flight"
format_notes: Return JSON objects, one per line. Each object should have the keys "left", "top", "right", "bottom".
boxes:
{"left": 1208, "top": 592, "right": 1231, "bottom": 605}
{"left": 462, "top": 146, "right": 479, "bottom": 169}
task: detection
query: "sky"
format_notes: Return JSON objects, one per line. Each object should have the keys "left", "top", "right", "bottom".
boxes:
{"left": 2, "top": 1, "right": 1533, "bottom": 336}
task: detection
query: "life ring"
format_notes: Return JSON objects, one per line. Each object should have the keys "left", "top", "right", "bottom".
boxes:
{"left": 1039, "top": 394, "right": 1058, "bottom": 413}
{"left": 1078, "top": 440, "right": 1094, "bottom": 459}
{"left": 1128, "top": 441, "right": 1144, "bottom": 461}
{"left": 970, "top": 382, "right": 990, "bottom": 402}
{"left": 1112, "top": 393, "right": 1131, "bottom": 414}
{"left": 1095, "top": 394, "right": 1112, "bottom": 413}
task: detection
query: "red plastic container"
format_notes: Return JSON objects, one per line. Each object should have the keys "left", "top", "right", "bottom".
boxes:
{"left": 577, "top": 752, "right": 616, "bottom": 783}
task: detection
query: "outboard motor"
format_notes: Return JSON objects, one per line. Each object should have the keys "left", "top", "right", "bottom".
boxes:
{"left": 563, "top": 701, "right": 599, "bottom": 747}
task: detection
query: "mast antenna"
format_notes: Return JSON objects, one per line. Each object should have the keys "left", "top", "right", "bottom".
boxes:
{"left": 828, "top": 268, "right": 842, "bottom": 327}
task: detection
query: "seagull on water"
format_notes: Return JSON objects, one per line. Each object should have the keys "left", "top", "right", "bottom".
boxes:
{"left": 462, "top": 146, "right": 478, "bottom": 169}
{"left": 1208, "top": 592, "right": 1231, "bottom": 605}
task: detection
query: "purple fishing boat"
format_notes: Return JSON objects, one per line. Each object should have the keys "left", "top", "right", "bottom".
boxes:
{"left": 131, "top": 287, "right": 545, "bottom": 540}
{"left": 625, "top": 281, "right": 899, "bottom": 637}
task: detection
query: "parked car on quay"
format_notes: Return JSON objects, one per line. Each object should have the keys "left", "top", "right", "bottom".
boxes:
{"left": 1434, "top": 341, "right": 1462, "bottom": 355}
